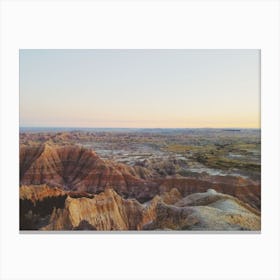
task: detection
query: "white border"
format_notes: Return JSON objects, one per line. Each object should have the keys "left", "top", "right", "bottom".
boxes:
{"left": 1, "top": 1, "right": 279, "bottom": 280}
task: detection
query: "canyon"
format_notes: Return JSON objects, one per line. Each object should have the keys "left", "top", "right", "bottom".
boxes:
{"left": 20, "top": 129, "right": 261, "bottom": 231}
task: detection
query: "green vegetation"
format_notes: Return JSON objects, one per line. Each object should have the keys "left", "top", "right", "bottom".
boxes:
{"left": 164, "top": 140, "right": 260, "bottom": 177}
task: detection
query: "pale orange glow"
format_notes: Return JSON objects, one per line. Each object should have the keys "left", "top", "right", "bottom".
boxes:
{"left": 20, "top": 50, "right": 260, "bottom": 128}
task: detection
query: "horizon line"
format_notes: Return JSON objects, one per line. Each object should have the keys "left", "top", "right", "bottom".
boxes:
{"left": 19, "top": 126, "right": 261, "bottom": 129}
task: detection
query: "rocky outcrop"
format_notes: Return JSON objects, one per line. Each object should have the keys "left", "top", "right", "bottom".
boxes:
{"left": 160, "top": 187, "right": 182, "bottom": 204}
{"left": 31, "top": 188, "right": 260, "bottom": 231}
{"left": 20, "top": 185, "right": 67, "bottom": 230}
{"left": 158, "top": 177, "right": 261, "bottom": 210}
{"left": 43, "top": 189, "right": 144, "bottom": 230}
{"left": 134, "top": 157, "right": 182, "bottom": 177}
{"left": 20, "top": 144, "right": 149, "bottom": 196}
{"left": 143, "top": 189, "right": 260, "bottom": 231}
{"left": 20, "top": 184, "right": 66, "bottom": 203}
{"left": 175, "top": 189, "right": 260, "bottom": 216}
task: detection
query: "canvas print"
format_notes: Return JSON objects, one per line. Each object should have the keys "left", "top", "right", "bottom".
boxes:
{"left": 19, "top": 49, "right": 261, "bottom": 231}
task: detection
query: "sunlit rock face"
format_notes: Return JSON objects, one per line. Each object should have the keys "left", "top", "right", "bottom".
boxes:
{"left": 43, "top": 189, "right": 145, "bottom": 231}
{"left": 29, "top": 188, "right": 259, "bottom": 231}
{"left": 20, "top": 184, "right": 65, "bottom": 202}
{"left": 143, "top": 189, "right": 261, "bottom": 231}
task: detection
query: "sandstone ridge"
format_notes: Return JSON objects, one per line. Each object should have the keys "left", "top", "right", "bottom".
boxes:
{"left": 21, "top": 186, "right": 260, "bottom": 231}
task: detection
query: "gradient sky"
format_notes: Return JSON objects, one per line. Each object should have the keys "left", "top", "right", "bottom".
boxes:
{"left": 20, "top": 49, "right": 260, "bottom": 128}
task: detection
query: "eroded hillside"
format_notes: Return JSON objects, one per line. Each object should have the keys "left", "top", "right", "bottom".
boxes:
{"left": 20, "top": 129, "right": 261, "bottom": 231}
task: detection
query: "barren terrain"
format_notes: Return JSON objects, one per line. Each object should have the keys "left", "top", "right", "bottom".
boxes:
{"left": 20, "top": 128, "right": 261, "bottom": 231}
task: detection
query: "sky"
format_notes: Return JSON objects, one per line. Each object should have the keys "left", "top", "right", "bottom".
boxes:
{"left": 20, "top": 49, "right": 260, "bottom": 128}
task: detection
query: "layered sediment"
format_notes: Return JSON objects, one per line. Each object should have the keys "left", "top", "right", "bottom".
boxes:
{"left": 20, "top": 144, "right": 261, "bottom": 231}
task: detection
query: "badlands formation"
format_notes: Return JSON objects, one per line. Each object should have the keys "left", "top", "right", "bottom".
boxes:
{"left": 20, "top": 143, "right": 261, "bottom": 231}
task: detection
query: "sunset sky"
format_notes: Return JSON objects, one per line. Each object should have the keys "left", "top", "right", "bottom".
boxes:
{"left": 20, "top": 49, "right": 260, "bottom": 128}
